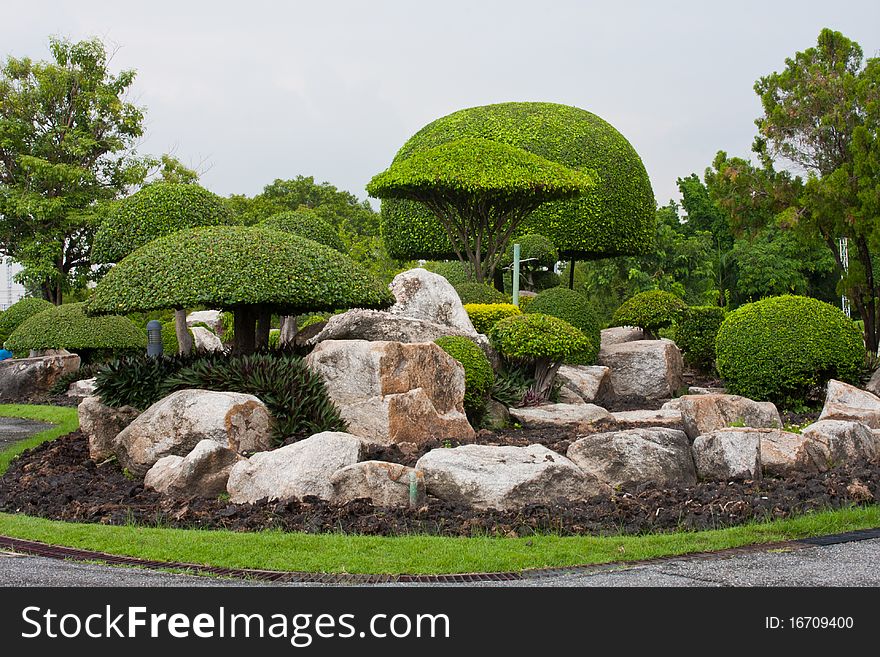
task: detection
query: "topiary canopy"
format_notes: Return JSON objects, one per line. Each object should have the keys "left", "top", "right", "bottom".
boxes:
{"left": 524, "top": 287, "right": 600, "bottom": 364}
{"left": 612, "top": 289, "right": 686, "bottom": 336}
{"left": 92, "top": 182, "right": 235, "bottom": 264}
{"left": 260, "top": 207, "right": 346, "bottom": 253}
{"left": 0, "top": 297, "right": 53, "bottom": 344}
{"left": 380, "top": 102, "right": 656, "bottom": 263}
{"left": 5, "top": 302, "right": 146, "bottom": 354}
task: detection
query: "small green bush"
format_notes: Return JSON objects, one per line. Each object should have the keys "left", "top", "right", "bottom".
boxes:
{"left": 675, "top": 306, "right": 726, "bottom": 371}
{"left": 464, "top": 303, "right": 521, "bottom": 334}
{"left": 423, "top": 261, "right": 474, "bottom": 287}
{"left": 455, "top": 282, "right": 509, "bottom": 305}
{"left": 268, "top": 329, "right": 281, "bottom": 350}
{"left": 160, "top": 322, "right": 194, "bottom": 356}
{"left": 261, "top": 208, "right": 346, "bottom": 253}
{"left": 612, "top": 289, "right": 686, "bottom": 336}
{"left": 434, "top": 336, "right": 494, "bottom": 423}
{"left": 0, "top": 298, "right": 53, "bottom": 345}
{"left": 490, "top": 363, "right": 535, "bottom": 408}
{"left": 524, "top": 287, "right": 600, "bottom": 364}
{"left": 715, "top": 295, "right": 864, "bottom": 405}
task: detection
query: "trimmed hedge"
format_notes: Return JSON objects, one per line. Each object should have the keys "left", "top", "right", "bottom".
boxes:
{"left": 455, "top": 282, "right": 509, "bottom": 305}
{"left": 715, "top": 295, "right": 864, "bottom": 405}
{"left": 464, "top": 303, "right": 521, "bottom": 334}
{"left": 0, "top": 297, "right": 53, "bottom": 344}
{"left": 423, "top": 261, "right": 473, "bottom": 287}
{"left": 381, "top": 102, "right": 655, "bottom": 261}
{"left": 612, "top": 290, "right": 686, "bottom": 335}
{"left": 87, "top": 226, "right": 394, "bottom": 316}
{"left": 489, "top": 313, "right": 592, "bottom": 365}
{"left": 93, "top": 183, "right": 234, "bottom": 263}
{"left": 675, "top": 306, "right": 726, "bottom": 371}
{"left": 434, "top": 336, "right": 494, "bottom": 422}
{"left": 524, "top": 287, "right": 600, "bottom": 364}
{"left": 261, "top": 208, "right": 346, "bottom": 253}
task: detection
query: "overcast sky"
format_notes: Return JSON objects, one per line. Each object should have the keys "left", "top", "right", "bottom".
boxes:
{"left": 3, "top": 0, "right": 879, "bottom": 209}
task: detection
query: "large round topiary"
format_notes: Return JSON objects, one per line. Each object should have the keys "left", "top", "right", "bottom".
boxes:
{"left": 675, "top": 306, "right": 726, "bottom": 372}
{"left": 434, "top": 335, "right": 495, "bottom": 422}
{"left": 612, "top": 290, "right": 686, "bottom": 336}
{"left": 381, "top": 102, "right": 655, "bottom": 261}
{"left": 715, "top": 295, "right": 864, "bottom": 405}
{"left": 524, "top": 287, "right": 600, "bottom": 364}
{"left": 261, "top": 208, "right": 346, "bottom": 253}
{"left": 0, "top": 297, "right": 53, "bottom": 344}
{"left": 92, "top": 183, "right": 235, "bottom": 264}
{"left": 455, "top": 282, "right": 509, "bottom": 305}
{"left": 5, "top": 302, "right": 146, "bottom": 360}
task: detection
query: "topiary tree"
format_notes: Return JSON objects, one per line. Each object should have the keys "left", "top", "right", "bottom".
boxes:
{"left": 499, "top": 234, "right": 558, "bottom": 292}
{"left": 86, "top": 226, "right": 394, "bottom": 355}
{"left": 488, "top": 313, "right": 592, "bottom": 400}
{"left": 5, "top": 302, "right": 145, "bottom": 363}
{"left": 380, "top": 102, "right": 656, "bottom": 287}
{"left": 464, "top": 303, "right": 522, "bottom": 334}
{"left": 524, "top": 287, "right": 601, "bottom": 364}
{"left": 612, "top": 289, "right": 686, "bottom": 338}
{"left": 0, "top": 297, "right": 53, "bottom": 345}
{"left": 92, "top": 182, "right": 235, "bottom": 354}
{"left": 367, "top": 137, "right": 592, "bottom": 284}
{"left": 715, "top": 295, "right": 864, "bottom": 406}
{"left": 434, "top": 336, "right": 495, "bottom": 424}
{"left": 675, "top": 306, "right": 726, "bottom": 372}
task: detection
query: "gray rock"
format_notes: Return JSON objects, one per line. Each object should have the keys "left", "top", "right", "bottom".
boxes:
{"left": 78, "top": 395, "right": 141, "bottom": 462}
{"left": 567, "top": 428, "right": 696, "bottom": 489}
{"left": 144, "top": 440, "right": 244, "bottom": 498}
{"left": 599, "top": 326, "right": 645, "bottom": 349}
{"left": 0, "top": 352, "right": 80, "bottom": 400}
{"left": 66, "top": 377, "right": 97, "bottom": 398}
{"left": 557, "top": 365, "right": 612, "bottom": 404}
{"left": 389, "top": 268, "right": 476, "bottom": 333}
{"left": 482, "top": 399, "right": 511, "bottom": 430}
{"left": 608, "top": 407, "right": 684, "bottom": 430}
{"left": 556, "top": 386, "right": 586, "bottom": 405}
{"left": 818, "top": 380, "right": 880, "bottom": 428}
{"left": 688, "top": 386, "right": 728, "bottom": 395}
{"left": 227, "top": 431, "right": 363, "bottom": 503}
{"left": 508, "top": 403, "right": 611, "bottom": 429}
{"left": 866, "top": 367, "right": 880, "bottom": 398}
{"left": 416, "top": 443, "right": 606, "bottom": 510}
{"left": 598, "top": 339, "right": 683, "bottom": 400}
{"left": 760, "top": 429, "right": 814, "bottom": 477}
{"left": 692, "top": 428, "right": 762, "bottom": 480}
{"left": 186, "top": 310, "right": 222, "bottom": 333}
{"left": 113, "top": 389, "right": 272, "bottom": 475}
{"left": 800, "top": 420, "right": 878, "bottom": 472}
{"left": 330, "top": 461, "right": 425, "bottom": 507}
{"left": 678, "top": 394, "right": 782, "bottom": 440}
{"left": 191, "top": 326, "right": 224, "bottom": 353}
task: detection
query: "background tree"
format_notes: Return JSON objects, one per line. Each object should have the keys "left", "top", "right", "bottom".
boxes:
{"left": 0, "top": 37, "right": 148, "bottom": 304}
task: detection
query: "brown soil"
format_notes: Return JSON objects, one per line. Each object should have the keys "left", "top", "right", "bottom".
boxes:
{"left": 1, "top": 430, "right": 875, "bottom": 538}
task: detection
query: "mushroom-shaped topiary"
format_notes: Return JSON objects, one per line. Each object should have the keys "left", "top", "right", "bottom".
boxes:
{"left": 0, "top": 297, "right": 54, "bottom": 345}
{"left": 434, "top": 335, "right": 495, "bottom": 423}
{"left": 524, "top": 287, "right": 601, "bottom": 364}
{"left": 260, "top": 208, "right": 346, "bottom": 253}
{"left": 5, "top": 302, "right": 146, "bottom": 362}
{"left": 488, "top": 313, "right": 592, "bottom": 400}
{"left": 612, "top": 289, "right": 686, "bottom": 338}
{"left": 86, "top": 226, "right": 394, "bottom": 354}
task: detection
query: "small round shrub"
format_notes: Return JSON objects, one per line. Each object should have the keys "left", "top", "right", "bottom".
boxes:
{"left": 464, "top": 303, "right": 521, "bottom": 334}
{"left": 612, "top": 289, "right": 686, "bottom": 336}
{"left": 524, "top": 287, "right": 600, "bottom": 364}
{"left": 675, "top": 306, "right": 726, "bottom": 372}
{"left": 434, "top": 336, "right": 494, "bottom": 422}
{"left": 0, "top": 297, "right": 53, "bottom": 345}
{"left": 715, "top": 295, "right": 864, "bottom": 405}
{"left": 423, "top": 260, "right": 474, "bottom": 287}
{"left": 455, "top": 282, "right": 509, "bottom": 305}
{"left": 261, "top": 208, "right": 346, "bottom": 253}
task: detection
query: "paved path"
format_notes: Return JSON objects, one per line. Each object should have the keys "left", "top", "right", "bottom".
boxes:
{"left": 0, "top": 417, "right": 54, "bottom": 449}
{"left": 2, "top": 537, "right": 878, "bottom": 587}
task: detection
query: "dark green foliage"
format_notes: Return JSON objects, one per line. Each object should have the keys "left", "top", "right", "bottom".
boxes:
{"left": 715, "top": 295, "right": 865, "bottom": 405}
{"left": 490, "top": 364, "right": 535, "bottom": 408}
{"left": 160, "top": 322, "right": 194, "bottom": 356}
{"left": 95, "top": 354, "right": 197, "bottom": 410}
{"left": 524, "top": 287, "right": 600, "bottom": 364}
{"left": 0, "top": 297, "right": 53, "bottom": 344}
{"left": 5, "top": 303, "right": 146, "bottom": 359}
{"left": 381, "top": 102, "right": 655, "bottom": 262}
{"left": 423, "top": 261, "right": 474, "bottom": 287}
{"left": 455, "top": 282, "right": 509, "bottom": 305}
{"left": 87, "top": 226, "right": 394, "bottom": 316}
{"left": 675, "top": 306, "right": 726, "bottom": 371}
{"left": 612, "top": 289, "right": 686, "bottom": 336}
{"left": 93, "top": 183, "right": 235, "bottom": 263}
{"left": 500, "top": 234, "right": 558, "bottom": 270}
{"left": 260, "top": 208, "right": 346, "bottom": 253}
{"left": 164, "top": 352, "right": 346, "bottom": 444}
{"left": 48, "top": 363, "right": 103, "bottom": 395}
{"left": 434, "top": 336, "right": 494, "bottom": 423}
{"left": 463, "top": 303, "right": 521, "bottom": 334}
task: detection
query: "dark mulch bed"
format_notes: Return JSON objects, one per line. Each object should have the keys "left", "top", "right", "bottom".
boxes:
{"left": 1, "top": 430, "right": 876, "bottom": 538}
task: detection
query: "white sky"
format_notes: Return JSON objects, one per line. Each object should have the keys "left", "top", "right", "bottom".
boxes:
{"left": 3, "top": 0, "right": 879, "bottom": 208}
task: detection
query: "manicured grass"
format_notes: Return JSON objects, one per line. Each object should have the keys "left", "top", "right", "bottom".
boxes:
{"left": 0, "top": 404, "right": 79, "bottom": 474}
{"left": 1, "top": 404, "right": 878, "bottom": 575}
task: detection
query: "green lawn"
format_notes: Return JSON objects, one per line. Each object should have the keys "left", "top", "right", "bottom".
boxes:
{"left": 0, "top": 404, "right": 79, "bottom": 474}
{"left": 0, "top": 403, "right": 878, "bottom": 575}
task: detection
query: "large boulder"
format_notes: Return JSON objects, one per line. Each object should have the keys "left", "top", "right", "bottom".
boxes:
{"left": 78, "top": 395, "right": 141, "bottom": 462}
{"left": 416, "top": 444, "right": 605, "bottom": 510}
{"left": 330, "top": 461, "right": 425, "bottom": 507}
{"left": 0, "top": 352, "right": 80, "bottom": 400}
{"left": 144, "top": 440, "right": 244, "bottom": 498}
{"left": 800, "top": 420, "right": 878, "bottom": 472}
{"left": 66, "top": 377, "right": 97, "bottom": 398}
{"left": 597, "top": 339, "right": 683, "bottom": 400}
{"left": 678, "top": 394, "right": 782, "bottom": 440}
{"left": 759, "top": 429, "right": 814, "bottom": 477}
{"left": 607, "top": 408, "right": 685, "bottom": 431}
{"left": 226, "top": 431, "right": 363, "bottom": 504}
{"left": 692, "top": 429, "right": 762, "bottom": 480}
{"left": 508, "top": 403, "right": 611, "bottom": 430}
{"left": 389, "top": 268, "right": 475, "bottom": 333}
{"left": 599, "top": 326, "right": 645, "bottom": 349}
{"left": 866, "top": 367, "right": 880, "bottom": 398}
{"left": 567, "top": 428, "right": 696, "bottom": 490}
{"left": 818, "top": 380, "right": 880, "bottom": 428}
{"left": 557, "top": 365, "right": 612, "bottom": 404}
{"left": 191, "top": 326, "right": 224, "bottom": 353}
{"left": 305, "top": 340, "right": 474, "bottom": 446}
{"left": 186, "top": 310, "right": 222, "bottom": 333}
{"left": 113, "top": 389, "right": 272, "bottom": 475}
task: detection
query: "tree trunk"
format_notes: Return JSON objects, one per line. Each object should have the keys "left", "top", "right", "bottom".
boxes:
{"left": 855, "top": 237, "right": 879, "bottom": 353}
{"left": 532, "top": 357, "right": 561, "bottom": 400}
{"left": 492, "top": 269, "right": 505, "bottom": 293}
{"left": 255, "top": 308, "right": 271, "bottom": 351}
{"left": 279, "top": 315, "right": 298, "bottom": 348}
{"left": 233, "top": 306, "right": 257, "bottom": 355}
{"left": 568, "top": 258, "right": 575, "bottom": 290}
{"left": 174, "top": 308, "right": 193, "bottom": 355}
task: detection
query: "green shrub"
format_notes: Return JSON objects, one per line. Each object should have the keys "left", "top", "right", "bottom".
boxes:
{"left": 675, "top": 306, "right": 726, "bottom": 371}
{"left": 434, "top": 336, "right": 494, "bottom": 423}
{"left": 455, "top": 282, "right": 509, "bottom": 305}
{"left": 517, "top": 294, "right": 536, "bottom": 312}
{"left": 95, "top": 354, "right": 198, "bottom": 410}
{"left": 0, "top": 297, "right": 53, "bottom": 345}
{"left": 500, "top": 234, "right": 558, "bottom": 270}
{"left": 524, "top": 287, "right": 600, "bottom": 364}
{"left": 490, "top": 363, "right": 535, "bottom": 408}
{"left": 219, "top": 311, "right": 235, "bottom": 344}
{"left": 48, "top": 363, "right": 104, "bottom": 395}
{"left": 261, "top": 208, "right": 346, "bottom": 253}
{"left": 160, "top": 321, "right": 194, "bottom": 356}
{"left": 5, "top": 303, "right": 146, "bottom": 362}
{"left": 464, "top": 303, "right": 521, "bottom": 334}
{"left": 268, "top": 329, "right": 281, "bottom": 349}
{"left": 715, "top": 295, "right": 864, "bottom": 405}
{"left": 423, "top": 261, "right": 473, "bottom": 287}
{"left": 612, "top": 289, "right": 686, "bottom": 336}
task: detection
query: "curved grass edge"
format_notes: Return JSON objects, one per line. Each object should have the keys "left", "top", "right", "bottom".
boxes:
{"left": 1, "top": 405, "right": 878, "bottom": 575}
{"left": 0, "top": 404, "right": 80, "bottom": 474}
